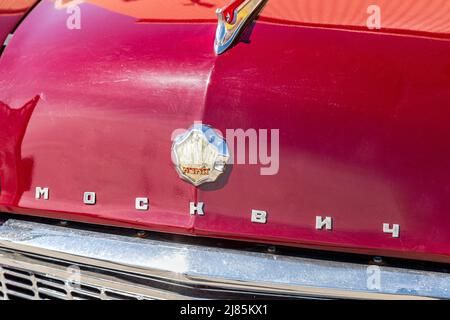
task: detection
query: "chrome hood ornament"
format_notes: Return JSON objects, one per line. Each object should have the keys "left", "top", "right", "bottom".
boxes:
{"left": 215, "top": 0, "right": 266, "bottom": 55}
{"left": 172, "top": 124, "right": 230, "bottom": 186}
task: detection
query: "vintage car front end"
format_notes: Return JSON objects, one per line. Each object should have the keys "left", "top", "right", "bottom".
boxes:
{"left": 0, "top": 0, "right": 449, "bottom": 300}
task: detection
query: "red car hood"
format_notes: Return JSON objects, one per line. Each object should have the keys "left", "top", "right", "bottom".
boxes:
{"left": 1, "top": 0, "right": 450, "bottom": 263}
{"left": 0, "top": 0, "right": 38, "bottom": 44}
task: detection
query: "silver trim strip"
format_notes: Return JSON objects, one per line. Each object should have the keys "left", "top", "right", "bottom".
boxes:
{"left": 2, "top": 33, "right": 13, "bottom": 47}
{"left": 0, "top": 219, "right": 449, "bottom": 299}
{"left": 0, "top": 250, "right": 185, "bottom": 300}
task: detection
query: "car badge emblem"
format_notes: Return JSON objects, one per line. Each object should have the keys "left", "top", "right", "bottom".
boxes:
{"left": 172, "top": 124, "right": 230, "bottom": 186}
{"left": 215, "top": 0, "right": 266, "bottom": 55}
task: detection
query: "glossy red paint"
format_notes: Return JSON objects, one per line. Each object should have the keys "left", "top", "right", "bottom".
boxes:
{"left": 0, "top": 1, "right": 449, "bottom": 262}
{"left": 0, "top": 0, "right": 38, "bottom": 44}
{"left": 0, "top": 96, "right": 40, "bottom": 206}
{"left": 222, "top": 0, "right": 246, "bottom": 24}
{"left": 0, "top": 16, "right": 18, "bottom": 44}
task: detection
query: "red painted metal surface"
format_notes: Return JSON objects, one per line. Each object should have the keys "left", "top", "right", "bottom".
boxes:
{"left": 0, "top": 1, "right": 38, "bottom": 43}
{"left": 0, "top": 15, "right": 17, "bottom": 44}
{"left": 0, "top": 1, "right": 449, "bottom": 262}
{"left": 222, "top": 0, "right": 246, "bottom": 24}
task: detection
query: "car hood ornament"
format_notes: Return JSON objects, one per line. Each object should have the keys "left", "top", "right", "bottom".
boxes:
{"left": 215, "top": 0, "right": 266, "bottom": 55}
{"left": 172, "top": 124, "right": 230, "bottom": 186}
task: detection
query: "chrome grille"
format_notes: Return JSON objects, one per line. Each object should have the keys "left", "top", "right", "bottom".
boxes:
{"left": 0, "top": 249, "right": 289, "bottom": 300}
{"left": 0, "top": 264, "right": 146, "bottom": 300}
{"left": 0, "top": 219, "right": 449, "bottom": 300}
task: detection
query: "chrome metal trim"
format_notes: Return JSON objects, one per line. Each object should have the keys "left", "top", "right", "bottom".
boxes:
{"left": 35, "top": 187, "right": 49, "bottom": 200}
{"left": 135, "top": 197, "right": 149, "bottom": 211}
{"left": 83, "top": 192, "right": 96, "bottom": 205}
{"left": 0, "top": 219, "right": 448, "bottom": 299}
{"left": 383, "top": 223, "right": 400, "bottom": 238}
{"left": 172, "top": 124, "right": 230, "bottom": 186}
{"left": 251, "top": 210, "right": 268, "bottom": 224}
{"left": 315, "top": 216, "right": 332, "bottom": 231}
{"left": 190, "top": 202, "right": 205, "bottom": 216}
{"left": 215, "top": 0, "right": 266, "bottom": 55}
{"left": 0, "top": 250, "right": 185, "bottom": 300}
{"left": 2, "top": 33, "right": 13, "bottom": 47}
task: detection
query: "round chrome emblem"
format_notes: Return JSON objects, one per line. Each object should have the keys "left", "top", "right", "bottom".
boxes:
{"left": 172, "top": 124, "right": 230, "bottom": 186}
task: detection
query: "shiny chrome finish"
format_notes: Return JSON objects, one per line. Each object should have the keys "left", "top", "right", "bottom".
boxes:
{"left": 0, "top": 250, "right": 188, "bottom": 300}
{"left": 0, "top": 219, "right": 448, "bottom": 300}
{"left": 83, "top": 192, "right": 96, "bottom": 205}
{"left": 251, "top": 210, "right": 267, "bottom": 224}
{"left": 383, "top": 223, "right": 400, "bottom": 238}
{"left": 316, "top": 216, "right": 332, "bottom": 231}
{"left": 190, "top": 202, "right": 205, "bottom": 216}
{"left": 2, "top": 33, "right": 13, "bottom": 47}
{"left": 172, "top": 124, "right": 230, "bottom": 187}
{"left": 135, "top": 197, "right": 149, "bottom": 211}
{"left": 215, "top": 0, "right": 266, "bottom": 55}
{"left": 35, "top": 187, "right": 49, "bottom": 200}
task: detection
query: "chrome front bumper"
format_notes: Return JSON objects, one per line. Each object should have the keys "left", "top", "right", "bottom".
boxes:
{"left": 0, "top": 219, "right": 449, "bottom": 300}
